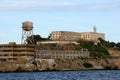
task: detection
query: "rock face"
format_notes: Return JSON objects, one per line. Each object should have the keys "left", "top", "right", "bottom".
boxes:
{"left": 35, "top": 59, "right": 49, "bottom": 71}
{"left": 54, "top": 59, "right": 85, "bottom": 70}
{"left": 0, "top": 62, "right": 18, "bottom": 72}
{"left": 17, "top": 64, "right": 37, "bottom": 72}
{"left": 0, "top": 49, "right": 120, "bottom": 72}
{"left": 0, "top": 58, "right": 119, "bottom": 72}
{"left": 107, "top": 49, "right": 120, "bottom": 69}
{"left": 115, "top": 61, "right": 120, "bottom": 69}
{"left": 108, "top": 49, "right": 120, "bottom": 57}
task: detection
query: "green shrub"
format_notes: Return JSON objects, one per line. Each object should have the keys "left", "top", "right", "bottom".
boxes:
{"left": 83, "top": 63, "right": 93, "bottom": 68}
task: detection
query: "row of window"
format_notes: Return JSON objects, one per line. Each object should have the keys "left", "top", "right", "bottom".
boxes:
{"left": 0, "top": 53, "right": 34, "bottom": 56}
{"left": 51, "top": 35, "right": 80, "bottom": 40}
{"left": 36, "top": 55, "right": 88, "bottom": 59}
{"left": 36, "top": 50, "right": 89, "bottom": 54}
{"left": 0, "top": 58, "right": 17, "bottom": 61}
{"left": 0, "top": 50, "right": 34, "bottom": 52}
{"left": 36, "top": 54, "right": 89, "bottom": 56}
{"left": 0, "top": 46, "right": 34, "bottom": 48}
{"left": 52, "top": 33, "right": 61, "bottom": 36}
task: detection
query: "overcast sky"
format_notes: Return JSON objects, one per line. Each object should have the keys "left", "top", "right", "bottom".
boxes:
{"left": 0, "top": 0, "right": 120, "bottom": 44}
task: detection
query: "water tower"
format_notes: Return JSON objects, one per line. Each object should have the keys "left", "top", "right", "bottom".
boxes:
{"left": 21, "top": 21, "right": 34, "bottom": 44}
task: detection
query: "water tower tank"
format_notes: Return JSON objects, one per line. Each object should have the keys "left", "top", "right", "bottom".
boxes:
{"left": 22, "top": 21, "right": 33, "bottom": 31}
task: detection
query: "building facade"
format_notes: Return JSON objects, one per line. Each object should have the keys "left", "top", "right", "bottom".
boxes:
{"left": 50, "top": 27, "right": 105, "bottom": 41}
{"left": 35, "top": 49, "right": 89, "bottom": 59}
{"left": 80, "top": 32, "right": 104, "bottom": 41}
{"left": 80, "top": 26, "right": 104, "bottom": 41}
{"left": 0, "top": 42, "right": 90, "bottom": 62}
{"left": 0, "top": 42, "right": 34, "bottom": 63}
{"left": 50, "top": 31, "right": 81, "bottom": 41}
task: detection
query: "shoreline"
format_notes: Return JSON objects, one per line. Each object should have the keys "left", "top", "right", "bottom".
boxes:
{"left": 0, "top": 58, "right": 120, "bottom": 73}
{"left": 1, "top": 69, "right": 120, "bottom": 73}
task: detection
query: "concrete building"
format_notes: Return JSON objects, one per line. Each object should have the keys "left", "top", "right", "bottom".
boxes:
{"left": 50, "top": 26, "right": 105, "bottom": 41}
{"left": 50, "top": 31, "right": 81, "bottom": 41}
{"left": 35, "top": 49, "right": 89, "bottom": 59}
{"left": 80, "top": 26, "right": 105, "bottom": 41}
{"left": 0, "top": 42, "right": 89, "bottom": 62}
{"left": 0, "top": 42, "right": 34, "bottom": 63}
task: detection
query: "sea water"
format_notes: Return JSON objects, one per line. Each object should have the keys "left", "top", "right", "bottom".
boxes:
{"left": 0, "top": 70, "right": 120, "bottom": 80}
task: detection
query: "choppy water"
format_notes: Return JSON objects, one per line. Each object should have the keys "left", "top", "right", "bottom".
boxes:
{"left": 0, "top": 70, "right": 120, "bottom": 80}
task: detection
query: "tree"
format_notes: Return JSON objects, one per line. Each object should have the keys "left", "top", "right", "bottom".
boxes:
{"left": 116, "top": 42, "right": 120, "bottom": 48}
{"left": 77, "top": 39, "right": 110, "bottom": 58}
{"left": 98, "top": 38, "right": 111, "bottom": 48}
{"left": 98, "top": 38, "right": 105, "bottom": 46}
{"left": 26, "top": 35, "right": 47, "bottom": 44}
{"left": 110, "top": 42, "right": 116, "bottom": 48}
{"left": 83, "top": 63, "right": 93, "bottom": 68}
{"left": 47, "top": 34, "right": 51, "bottom": 39}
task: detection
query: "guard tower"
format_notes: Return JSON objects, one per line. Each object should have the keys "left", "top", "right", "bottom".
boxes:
{"left": 21, "top": 21, "right": 34, "bottom": 44}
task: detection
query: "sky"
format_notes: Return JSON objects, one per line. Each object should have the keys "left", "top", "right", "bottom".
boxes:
{"left": 0, "top": 0, "right": 120, "bottom": 44}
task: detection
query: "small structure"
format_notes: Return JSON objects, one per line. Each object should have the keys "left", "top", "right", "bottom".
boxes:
{"left": 21, "top": 21, "right": 34, "bottom": 44}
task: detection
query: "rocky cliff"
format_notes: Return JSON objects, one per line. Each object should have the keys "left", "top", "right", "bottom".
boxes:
{"left": 0, "top": 49, "right": 119, "bottom": 72}
{"left": 0, "top": 58, "right": 120, "bottom": 72}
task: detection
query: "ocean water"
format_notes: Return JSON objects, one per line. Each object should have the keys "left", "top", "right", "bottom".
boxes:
{"left": 0, "top": 70, "right": 120, "bottom": 80}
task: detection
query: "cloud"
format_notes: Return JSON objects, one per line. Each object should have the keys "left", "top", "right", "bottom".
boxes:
{"left": 47, "top": 16, "right": 77, "bottom": 22}
{"left": 0, "top": 0, "right": 119, "bottom": 12}
{"left": 85, "top": 4, "right": 117, "bottom": 11}
{"left": 0, "top": 1, "right": 76, "bottom": 10}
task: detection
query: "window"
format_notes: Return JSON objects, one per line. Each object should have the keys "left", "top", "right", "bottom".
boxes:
{"left": 13, "top": 54, "right": 18, "bottom": 56}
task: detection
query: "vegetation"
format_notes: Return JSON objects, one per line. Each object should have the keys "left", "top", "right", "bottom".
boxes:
{"left": 83, "top": 62, "right": 93, "bottom": 68}
{"left": 97, "top": 38, "right": 120, "bottom": 49}
{"left": 26, "top": 35, "right": 49, "bottom": 44}
{"left": 76, "top": 39, "right": 109, "bottom": 58}
{"left": 116, "top": 42, "right": 120, "bottom": 48}
{"left": 75, "top": 38, "right": 119, "bottom": 58}
{"left": 26, "top": 34, "right": 120, "bottom": 58}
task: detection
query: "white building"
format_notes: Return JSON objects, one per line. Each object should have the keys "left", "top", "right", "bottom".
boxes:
{"left": 50, "top": 26, "right": 105, "bottom": 41}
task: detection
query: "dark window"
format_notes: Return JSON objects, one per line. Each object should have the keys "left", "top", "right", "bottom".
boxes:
{"left": 13, "top": 54, "right": 18, "bottom": 56}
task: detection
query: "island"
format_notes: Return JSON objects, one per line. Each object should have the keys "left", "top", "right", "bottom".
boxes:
{"left": 0, "top": 21, "right": 120, "bottom": 72}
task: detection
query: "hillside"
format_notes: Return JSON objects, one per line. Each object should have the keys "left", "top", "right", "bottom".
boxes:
{"left": 36, "top": 38, "right": 120, "bottom": 58}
